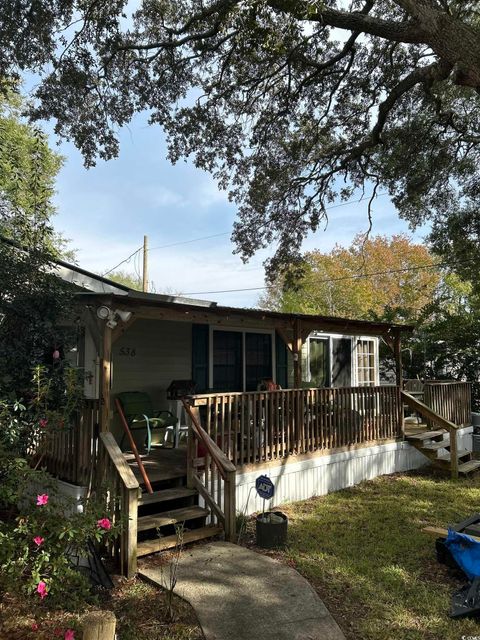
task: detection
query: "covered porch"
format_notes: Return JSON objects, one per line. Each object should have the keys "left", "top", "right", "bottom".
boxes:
{"left": 76, "top": 289, "right": 411, "bottom": 434}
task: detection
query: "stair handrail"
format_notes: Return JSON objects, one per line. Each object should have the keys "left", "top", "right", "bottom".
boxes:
{"left": 114, "top": 397, "right": 153, "bottom": 493}
{"left": 401, "top": 390, "right": 460, "bottom": 479}
{"left": 182, "top": 399, "right": 236, "bottom": 541}
{"left": 182, "top": 400, "right": 236, "bottom": 477}
{"left": 96, "top": 432, "right": 140, "bottom": 577}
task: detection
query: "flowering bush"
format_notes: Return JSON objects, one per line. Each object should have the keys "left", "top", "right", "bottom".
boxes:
{"left": 0, "top": 460, "right": 120, "bottom": 610}
{"left": 0, "top": 364, "right": 84, "bottom": 458}
{"left": 0, "top": 362, "right": 119, "bottom": 612}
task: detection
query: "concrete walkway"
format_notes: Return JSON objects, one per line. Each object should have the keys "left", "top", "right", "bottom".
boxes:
{"left": 140, "top": 542, "right": 346, "bottom": 640}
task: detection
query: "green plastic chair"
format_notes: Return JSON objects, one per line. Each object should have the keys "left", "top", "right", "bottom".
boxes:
{"left": 116, "top": 391, "right": 178, "bottom": 453}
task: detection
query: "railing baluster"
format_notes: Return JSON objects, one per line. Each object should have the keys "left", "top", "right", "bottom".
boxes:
{"left": 240, "top": 395, "right": 245, "bottom": 466}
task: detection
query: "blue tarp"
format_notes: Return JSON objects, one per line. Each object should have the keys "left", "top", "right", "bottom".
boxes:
{"left": 445, "top": 529, "right": 480, "bottom": 580}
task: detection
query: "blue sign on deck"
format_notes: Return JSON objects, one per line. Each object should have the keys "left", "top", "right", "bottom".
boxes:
{"left": 256, "top": 475, "right": 275, "bottom": 500}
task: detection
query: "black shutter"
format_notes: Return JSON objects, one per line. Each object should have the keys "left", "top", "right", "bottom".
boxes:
{"left": 192, "top": 324, "right": 209, "bottom": 392}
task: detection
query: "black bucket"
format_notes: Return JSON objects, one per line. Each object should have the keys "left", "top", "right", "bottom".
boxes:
{"left": 256, "top": 511, "right": 288, "bottom": 549}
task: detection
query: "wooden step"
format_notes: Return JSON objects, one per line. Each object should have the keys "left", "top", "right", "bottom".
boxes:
{"left": 138, "top": 488, "right": 197, "bottom": 506}
{"left": 137, "top": 525, "right": 224, "bottom": 557}
{"left": 458, "top": 460, "right": 480, "bottom": 475}
{"left": 137, "top": 506, "right": 209, "bottom": 532}
{"left": 421, "top": 437, "right": 450, "bottom": 451}
{"left": 437, "top": 450, "right": 472, "bottom": 463}
{"left": 406, "top": 430, "right": 447, "bottom": 442}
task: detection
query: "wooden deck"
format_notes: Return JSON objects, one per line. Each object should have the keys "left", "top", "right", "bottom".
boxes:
{"left": 124, "top": 446, "right": 187, "bottom": 485}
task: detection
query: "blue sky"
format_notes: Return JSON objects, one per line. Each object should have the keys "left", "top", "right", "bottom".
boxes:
{"left": 46, "top": 110, "right": 428, "bottom": 308}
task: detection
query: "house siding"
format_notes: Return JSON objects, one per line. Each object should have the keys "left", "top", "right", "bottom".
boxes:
{"left": 112, "top": 318, "right": 192, "bottom": 405}
{"left": 233, "top": 426, "right": 473, "bottom": 515}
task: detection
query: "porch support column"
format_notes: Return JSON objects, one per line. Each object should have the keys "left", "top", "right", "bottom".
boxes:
{"left": 393, "top": 332, "right": 403, "bottom": 389}
{"left": 293, "top": 319, "right": 303, "bottom": 388}
{"left": 393, "top": 331, "right": 404, "bottom": 438}
{"left": 100, "top": 324, "right": 113, "bottom": 432}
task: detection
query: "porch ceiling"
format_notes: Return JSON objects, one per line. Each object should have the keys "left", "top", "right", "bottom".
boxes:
{"left": 75, "top": 291, "right": 413, "bottom": 338}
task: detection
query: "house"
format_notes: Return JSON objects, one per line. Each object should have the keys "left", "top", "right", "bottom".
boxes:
{"left": 40, "top": 261, "right": 474, "bottom": 577}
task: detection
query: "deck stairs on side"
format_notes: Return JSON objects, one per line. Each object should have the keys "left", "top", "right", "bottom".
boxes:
{"left": 406, "top": 429, "right": 480, "bottom": 476}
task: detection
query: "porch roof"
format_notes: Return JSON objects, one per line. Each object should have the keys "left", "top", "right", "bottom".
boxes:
{"left": 76, "top": 289, "right": 413, "bottom": 338}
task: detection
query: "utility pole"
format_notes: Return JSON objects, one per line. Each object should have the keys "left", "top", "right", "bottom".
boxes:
{"left": 142, "top": 235, "right": 148, "bottom": 292}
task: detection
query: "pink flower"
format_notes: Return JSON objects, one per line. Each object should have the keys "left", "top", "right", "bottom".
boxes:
{"left": 33, "top": 536, "right": 44, "bottom": 546}
{"left": 97, "top": 517, "right": 112, "bottom": 531}
{"left": 39, "top": 418, "right": 48, "bottom": 428}
{"left": 36, "top": 494, "right": 49, "bottom": 506}
{"left": 64, "top": 630, "right": 75, "bottom": 640}
{"left": 36, "top": 581, "right": 48, "bottom": 599}
{"left": 31, "top": 622, "right": 39, "bottom": 630}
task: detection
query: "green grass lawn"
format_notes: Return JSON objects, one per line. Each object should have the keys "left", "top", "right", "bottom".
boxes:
{"left": 245, "top": 472, "right": 480, "bottom": 640}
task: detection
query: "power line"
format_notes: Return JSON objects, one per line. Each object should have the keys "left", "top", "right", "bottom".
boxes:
{"left": 103, "top": 246, "right": 143, "bottom": 276}
{"left": 182, "top": 257, "right": 465, "bottom": 296}
{"left": 149, "top": 232, "right": 231, "bottom": 251}
{"left": 148, "top": 192, "right": 390, "bottom": 252}
{"left": 101, "top": 190, "right": 390, "bottom": 277}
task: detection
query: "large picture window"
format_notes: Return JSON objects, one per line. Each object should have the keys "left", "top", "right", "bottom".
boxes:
{"left": 212, "top": 331, "right": 242, "bottom": 391}
{"left": 245, "top": 333, "right": 272, "bottom": 391}
{"left": 356, "top": 339, "right": 376, "bottom": 386}
{"left": 211, "top": 329, "right": 273, "bottom": 392}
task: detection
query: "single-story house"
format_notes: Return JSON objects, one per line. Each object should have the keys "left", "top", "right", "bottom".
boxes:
{"left": 39, "top": 259, "right": 473, "bottom": 576}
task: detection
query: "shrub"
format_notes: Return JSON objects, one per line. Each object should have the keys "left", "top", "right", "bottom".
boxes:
{"left": 0, "top": 364, "right": 84, "bottom": 458}
{"left": 0, "top": 455, "right": 120, "bottom": 610}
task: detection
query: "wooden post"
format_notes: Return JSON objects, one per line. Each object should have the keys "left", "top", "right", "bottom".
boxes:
{"left": 143, "top": 234, "right": 148, "bottom": 293}
{"left": 225, "top": 469, "right": 236, "bottom": 542}
{"left": 82, "top": 611, "right": 116, "bottom": 640}
{"left": 393, "top": 333, "right": 403, "bottom": 390}
{"left": 186, "top": 422, "right": 196, "bottom": 490}
{"left": 393, "top": 332, "right": 404, "bottom": 438}
{"left": 123, "top": 487, "right": 138, "bottom": 578}
{"left": 293, "top": 319, "right": 303, "bottom": 388}
{"left": 100, "top": 324, "right": 112, "bottom": 432}
{"left": 449, "top": 426, "right": 459, "bottom": 480}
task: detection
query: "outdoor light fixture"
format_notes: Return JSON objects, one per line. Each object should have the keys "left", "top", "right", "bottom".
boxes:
{"left": 96, "top": 305, "right": 133, "bottom": 328}
{"left": 115, "top": 309, "right": 132, "bottom": 323}
{"left": 96, "top": 305, "right": 111, "bottom": 320}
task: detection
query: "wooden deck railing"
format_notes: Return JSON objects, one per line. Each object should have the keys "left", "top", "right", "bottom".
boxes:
{"left": 191, "top": 386, "right": 402, "bottom": 467}
{"left": 182, "top": 400, "right": 236, "bottom": 542}
{"left": 95, "top": 432, "right": 140, "bottom": 578}
{"left": 41, "top": 399, "right": 99, "bottom": 486}
{"left": 423, "top": 382, "right": 471, "bottom": 428}
{"left": 402, "top": 390, "right": 460, "bottom": 479}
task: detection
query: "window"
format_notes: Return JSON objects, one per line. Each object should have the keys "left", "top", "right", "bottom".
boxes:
{"left": 211, "top": 329, "right": 273, "bottom": 392}
{"left": 356, "top": 339, "right": 376, "bottom": 386}
{"left": 308, "top": 338, "right": 329, "bottom": 387}
{"left": 212, "top": 331, "right": 242, "bottom": 391}
{"left": 245, "top": 333, "right": 272, "bottom": 391}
